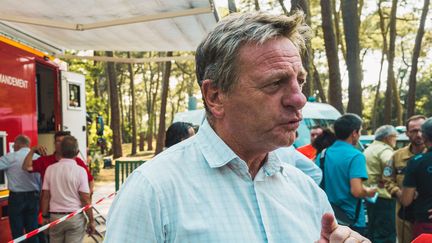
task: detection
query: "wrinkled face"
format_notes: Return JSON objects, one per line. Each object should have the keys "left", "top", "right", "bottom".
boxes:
{"left": 310, "top": 128, "right": 323, "bottom": 143}
{"left": 220, "top": 38, "right": 306, "bottom": 152}
{"left": 54, "top": 135, "right": 65, "bottom": 153}
{"left": 406, "top": 118, "right": 425, "bottom": 146}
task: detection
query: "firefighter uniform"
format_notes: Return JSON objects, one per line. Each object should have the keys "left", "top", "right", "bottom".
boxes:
{"left": 384, "top": 144, "right": 425, "bottom": 243}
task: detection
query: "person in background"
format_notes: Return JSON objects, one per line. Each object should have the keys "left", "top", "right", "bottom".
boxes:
{"left": 0, "top": 135, "right": 41, "bottom": 242}
{"left": 105, "top": 12, "right": 370, "bottom": 242}
{"left": 318, "top": 113, "right": 376, "bottom": 236}
{"left": 384, "top": 115, "right": 427, "bottom": 243}
{"left": 164, "top": 122, "right": 195, "bottom": 148}
{"left": 364, "top": 125, "right": 398, "bottom": 243}
{"left": 297, "top": 125, "right": 323, "bottom": 160}
{"left": 400, "top": 117, "right": 432, "bottom": 239}
{"left": 22, "top": 131, "right": 94, "bottom": 192}
{"left": 41, "top": 136, "right": 95, "bottom": 243}
{"left": 312, "top": 127, "right": 337, "bottom": 155}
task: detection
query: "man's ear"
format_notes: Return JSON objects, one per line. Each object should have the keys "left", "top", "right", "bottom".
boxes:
{"left": 201, "top": 79, "right": 225, "bottom": 119}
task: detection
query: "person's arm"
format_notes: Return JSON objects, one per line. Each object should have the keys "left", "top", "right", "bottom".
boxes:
{"left": 79, "top": 191, "right": 95, "bottom": 235}
{"left": 350, "top": 178, "right": 376, "bottom": 198}
{"left": 41, "top": 190, "right": 50, "bottom": 224}
{"left": 22, "top": 145, "right": 46, "bottom": 172}
{"left": 400, "top": 187, "right": 416, "bottom": 206}
{"left": 0, "top": 154, "right": 12, "bottom": 170}
{"left": 383, "top": 155, "right": 401, "bottom": 198}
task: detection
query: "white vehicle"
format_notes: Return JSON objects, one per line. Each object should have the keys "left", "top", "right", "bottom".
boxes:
{"left": 173, "top": 102, "right": 342, "bottom": 147}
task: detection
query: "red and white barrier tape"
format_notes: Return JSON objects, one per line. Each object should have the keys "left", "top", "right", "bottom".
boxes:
{"left": 9, "top": 192, "right": 117, "bottom": 243}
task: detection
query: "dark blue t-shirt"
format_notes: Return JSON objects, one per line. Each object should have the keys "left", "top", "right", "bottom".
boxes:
{"left": 403, "top": 148, "right": 432, "bottom": 222}
{"left": 317, "top": 140, "right": 368, "bottom": 227}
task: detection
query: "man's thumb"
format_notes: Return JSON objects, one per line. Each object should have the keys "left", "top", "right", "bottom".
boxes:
{"left": 320, "top": 213, "right": 337, "bottom": 239}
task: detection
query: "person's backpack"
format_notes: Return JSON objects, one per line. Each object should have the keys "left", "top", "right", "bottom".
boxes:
{"left": 319, "top": 149, "right": 361, "bottom": 227}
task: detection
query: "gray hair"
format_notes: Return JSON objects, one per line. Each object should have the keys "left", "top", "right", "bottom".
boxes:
{"left": 374, "top": 125, "right": 398, "bottom": 141}
{"left": 14, "top": 135, "right": 30, "bottom": 147}
{"left": 195, "top": 11, "right": 310, "bottom": 95}
{"left": 60, "top": 135, "right": 79, "bottom": 158}
{"left": 421, "top": 117, "right": 432, "bottom": 141}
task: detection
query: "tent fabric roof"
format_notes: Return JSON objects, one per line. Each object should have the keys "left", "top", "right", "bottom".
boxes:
{"left": 0, "top": 0, "right": 219, "bottom": 53}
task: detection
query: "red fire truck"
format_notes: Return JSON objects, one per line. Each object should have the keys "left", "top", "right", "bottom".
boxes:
{"left": 0, "top": 35, "right": 87, "bottom": 242}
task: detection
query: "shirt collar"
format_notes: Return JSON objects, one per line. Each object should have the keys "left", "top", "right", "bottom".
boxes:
{"left": 196, "top": 119, "right": 238, "bottom": 168}
{"left": 58, "top": 158, "right": 76, "bottom": 163}
{"left": 196, "top": 119, "right": 282, "bottom": 178}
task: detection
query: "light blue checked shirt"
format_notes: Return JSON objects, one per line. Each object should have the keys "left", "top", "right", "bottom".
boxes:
{"left": 105, "top": 120, "right": 332, "bottom": 242}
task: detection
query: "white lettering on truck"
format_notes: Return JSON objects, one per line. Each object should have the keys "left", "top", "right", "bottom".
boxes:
{"left": 0, "top": 73, "right": 29, "bottom": 89}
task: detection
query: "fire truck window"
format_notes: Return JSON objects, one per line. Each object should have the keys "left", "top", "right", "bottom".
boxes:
{"left": 69, "top": 84, "right": 81, "bottom": 108}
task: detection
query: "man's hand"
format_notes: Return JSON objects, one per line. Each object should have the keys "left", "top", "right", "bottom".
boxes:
{"left": 86, "top": 222, "right": 96, "bottom": 235}
{"left": 42, "top": 217, "right": 50, "bottom": 226}
{"left": 32, "top": 145, "right": 47, "bottom": 156}
{"left": 316, "top": 213, "right": 371, "bottom": 243}
{"left": 366, "top": 187, "right": 377, "bottom": 198}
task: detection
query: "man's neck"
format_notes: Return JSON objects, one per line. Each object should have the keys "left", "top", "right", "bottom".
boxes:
{"left": 410, "top": 143, "right": 425, "bottom": 154}
{"left": 212, "top": 121, "right": 268, "bottom": 179}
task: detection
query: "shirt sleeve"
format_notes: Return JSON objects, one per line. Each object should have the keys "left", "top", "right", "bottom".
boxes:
{"left": 77, "top": 167, "right": 90, "bottom": 193}
{"left": 403, "top": 158, "right": 418, "bottom": 188}
{"left": 105, "top": 171, "right": 165, "bottom": 243}
{"left": 42, "top": 167, "right": 51, "bottom": 190}
{"left": 0, "top": 153, "right": 13, "bottom": 170}
{"left": 384, "top": 153, "right": 400, "bottom": 196}
{"left": 292, "top": 150, "right": 322, "bottom": 185}
{"left": 349, "top": 153, "right": 368, "bottom": 180}
{"left": 378, "top": 148, "right": 393, "bottom": 169}
{"left": 75, "top": 157, "right": 94, "bottom": 182}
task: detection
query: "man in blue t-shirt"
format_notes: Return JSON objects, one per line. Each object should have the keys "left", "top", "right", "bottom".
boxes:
{"left": 318, "top": 113, "right": 376, "bottom": 236}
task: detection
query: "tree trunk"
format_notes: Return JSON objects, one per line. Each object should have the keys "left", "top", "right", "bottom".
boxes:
{"left": 106, "top": 51, "right": 123, "bottom": 159}
{"left": 342, "top": 0, "right": 363, "bottom": 116}
{"left": 254, "top": 0, "right": 260, "bottom": 11}
{"left": 332, "top": 0, "right": 346, "bottom": 61}
{"left": 312, "top": 63, "right": 327, "bottom": 103}
{"left": 320, "top": 0, "right": 343, "bottom": 113}
{"left": 290, "top": 0, "right": 314, "bottom": 98}
{"left": 155, "top": 52, "right": 173, "bottom": 154}
{"left": 406, "top": 0, "right": 430, "bottom": 118}
{"left": 127, "top": 52, "right": 138, "bottom": 155}
{"left": 228, "top": 0, "right": 237, "bottom": 13}
{"left": 384, "top": 0, "right": 397, "bottom": 124}
{"left": 371, "top": 51, "right": 385, "bottom": 130}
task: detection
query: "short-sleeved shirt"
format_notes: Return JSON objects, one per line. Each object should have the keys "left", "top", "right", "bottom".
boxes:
{"left": 317, "top": 140, "right": 368, "bottom": 227}
{"left": 42, "top": 158, "right": 90, "bottom": 212}
{"left": 0, "top": 147, "right": 41, "bottom": 192}
{"left": 32, "top": 154, "right": 93, "bottom": 182}
{"left": 274, "top": 146, "right": 322, "bottom": 184}
{"left": 105, "top": 119, "right": 333, "bottom": 242}
{"left": 363, "top": 140, "right": 394, "bottom": 199}
{"left": 403, "top": 148, "right": 432, "bottom": 223}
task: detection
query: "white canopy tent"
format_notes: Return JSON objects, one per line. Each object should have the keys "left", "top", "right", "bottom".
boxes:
{"left": 0, "top": 0, "right": 222, "bottom": 61}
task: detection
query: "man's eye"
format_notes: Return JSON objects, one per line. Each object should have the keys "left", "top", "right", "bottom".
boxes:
{"left": 298, "top": 78, "right": 305, "bottom": 87}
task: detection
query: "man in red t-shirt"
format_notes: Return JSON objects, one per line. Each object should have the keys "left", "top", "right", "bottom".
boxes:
{"left": 297, "top": 125, "right": 323, "bottom": 160}
{"left": 22, "top": 131, "right": 94, "bottom": 192}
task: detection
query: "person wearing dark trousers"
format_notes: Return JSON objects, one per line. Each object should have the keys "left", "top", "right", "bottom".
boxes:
{"left": 0, "top": 135, "right": 41, "bottom": 242}
{"left": 364, "top": 125, "right": 398, "bottom": 243}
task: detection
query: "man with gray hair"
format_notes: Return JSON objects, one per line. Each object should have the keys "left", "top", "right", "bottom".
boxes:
{"left": 0, "top": 135, "right": 41, "bottom": 242}
{"left": 106, "top": 12, "right": 369, "bottom": 242}
{"left": 363, "top": 125, "right": 398, "bottom": 243}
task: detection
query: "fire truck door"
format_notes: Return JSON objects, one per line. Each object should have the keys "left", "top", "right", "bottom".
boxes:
{"left": 61, "top": 71, "right": 87, "bottom": 160}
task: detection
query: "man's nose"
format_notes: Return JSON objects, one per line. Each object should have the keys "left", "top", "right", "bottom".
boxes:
{"left": 281, "top": 81, "right": 306, "bottom": 110}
